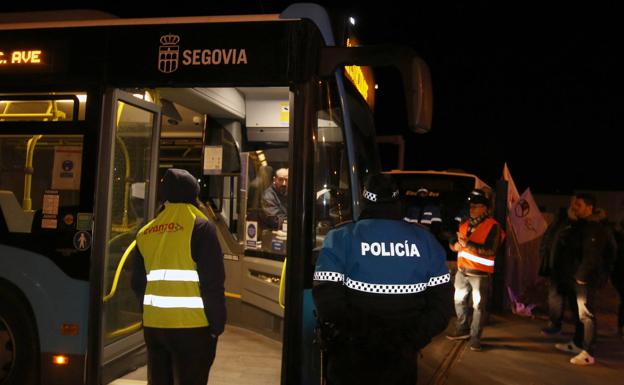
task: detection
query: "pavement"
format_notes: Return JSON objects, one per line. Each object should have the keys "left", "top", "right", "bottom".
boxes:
{"left": 418, "top": 312, "right": 624, "bottom": 385}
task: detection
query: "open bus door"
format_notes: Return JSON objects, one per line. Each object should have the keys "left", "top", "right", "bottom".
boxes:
{"left": 91, "top": 89, "right": 161, "bottom": 384}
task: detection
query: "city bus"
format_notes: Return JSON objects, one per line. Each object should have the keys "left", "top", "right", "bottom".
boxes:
{"left": 0, "top": 3, "right": 432, "bottom": 385}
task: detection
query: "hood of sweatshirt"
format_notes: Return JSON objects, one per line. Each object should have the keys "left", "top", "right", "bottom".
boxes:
{"left": 161, "top": 168, "right": 200, "bottom": 204}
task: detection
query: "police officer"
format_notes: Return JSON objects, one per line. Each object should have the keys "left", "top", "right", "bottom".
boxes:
{"left": 313, "top": 173, "right": 453, "bottom": 385}
{"left": 446, "top": 189, "right": 503, "bottom": 351}
{"left": 404, "top": 187, "right": 443, "bottom": 231}
{"left": 131, "top": 168, "right": 226, "bottom": 385}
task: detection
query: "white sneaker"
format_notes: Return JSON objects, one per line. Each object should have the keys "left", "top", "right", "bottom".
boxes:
{"left": 554, "top": 341, "right": 583, "bottom": 355}
{"left": 570, "top": 350, "right": 595, "bottom": 365}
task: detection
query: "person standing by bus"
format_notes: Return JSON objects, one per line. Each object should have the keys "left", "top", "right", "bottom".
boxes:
{"left": 313, "top": 173, "right": 452, "bottom": 385}
{"left": 446, "top": 189, "right": 503, "bottom": 351}
{"left": 404, "top": 187, "right": 443, "bottom": 233}
{"left": 538, "top": 196, "right": 578, "bottom": 336}
{"left": 554, "top": 193, "right": 616, "bottom": 365}
{"left": 132, "top": 168, "right": 226, "bottom": 385}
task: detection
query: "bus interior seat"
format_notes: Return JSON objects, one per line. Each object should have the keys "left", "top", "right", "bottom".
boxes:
{"left": 0, "top": 190, "right": 35, "bottom": 233}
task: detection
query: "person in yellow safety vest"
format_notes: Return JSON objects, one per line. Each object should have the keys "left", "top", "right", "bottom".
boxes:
{"left": 446, "top": 189, "right": 504, "bottom": 351}
{"left": 131, "top": 168, "right": 225, "bottom": 385}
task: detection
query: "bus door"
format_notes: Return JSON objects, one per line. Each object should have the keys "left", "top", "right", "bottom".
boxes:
{"left": 91, "top": 89, "right": 161, "bottom": 385}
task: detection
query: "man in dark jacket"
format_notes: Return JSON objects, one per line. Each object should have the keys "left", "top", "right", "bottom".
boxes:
{"left": 554, "top": 193, "right": 615, "bottom": 366}
{"left": 131, "top": 168, "right": 226, "bottom": 385}
{"left": 261, "top": 167, "right": 288, "bottom": 229}
{"left": 538, "top": 198, "right": 578, "bottom": 335}
{"left": 313, "top": 174, "right": 452, "bottom": 385}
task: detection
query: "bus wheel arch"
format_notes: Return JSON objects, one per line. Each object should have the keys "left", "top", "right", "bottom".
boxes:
{"left": 0, "top": 279, "right": 40, "bottom": 385}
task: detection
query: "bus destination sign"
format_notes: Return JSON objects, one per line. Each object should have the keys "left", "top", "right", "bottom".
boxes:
{"left": 0, "top": 49, "right": 44, "bottom": 66}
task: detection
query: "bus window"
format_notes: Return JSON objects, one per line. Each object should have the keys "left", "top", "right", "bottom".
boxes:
{"left": 313, "top": 78, "right": 352, "bottom": 246}
{"left": 0, "top": 134, "right": 83, "bottom": 235}
{"left": 0, "top": 92, "right": 87, "bottom": 121}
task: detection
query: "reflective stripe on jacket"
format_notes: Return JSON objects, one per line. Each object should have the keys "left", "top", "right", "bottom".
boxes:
{"left": 136, "top": 203, "right": 210, "bottom": 328}
{"left": 457, "top": 217, "right": 501, "bottom": 274}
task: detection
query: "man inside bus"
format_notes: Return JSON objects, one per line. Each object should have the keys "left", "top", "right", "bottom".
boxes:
{"left": 131, "top": 168, "right": 226, "bottom": 385}
{"left": 313, "top": 173, "right": 452, "bottom": 385}
{"left": 261, "top": 167, "right": 288, "bottom": 230}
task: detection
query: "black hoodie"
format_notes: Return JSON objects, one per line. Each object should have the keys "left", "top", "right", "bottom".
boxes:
{"left": 131, "top": 168, "right": 226, "bottom": 335}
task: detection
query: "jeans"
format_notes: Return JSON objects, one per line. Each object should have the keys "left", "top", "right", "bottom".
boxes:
{"left": 453, "top": 269, "right": 490, "bottom": 343}
{"left": 547, "top": 278, "right": 578, "bottom": 330}
{"left": 574, "top": 284, "right": 597, "bottom": 355}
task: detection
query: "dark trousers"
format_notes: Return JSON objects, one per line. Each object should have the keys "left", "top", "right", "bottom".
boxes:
{"left": 326, "top": 344, "right": 418, "bottom": 385}
{"left": 574, "top": 284, "right": 597, "bottom": 355}
{"left": 453, "top": 270, "right": 490, "bottom": 343}
{"left": 546, "top": 278, "right": 578, "bottom": 330}
{"left": 144, "top": 327, "right": 218, "bottom": 385}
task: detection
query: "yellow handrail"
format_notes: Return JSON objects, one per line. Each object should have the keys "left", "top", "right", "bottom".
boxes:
{"left": 278, "top": 258, "right": 287, "bottom": 309}
{"left": 22, "top": 134, "right": 43, "bottom": 210}
{"left": 103, "top": 240, "right": 136, "bottom": 302}
{"left": 106, "top": 321, "right": 142, "bottom": 339}
{"left": 225, "top": 291, "right": 242, "bottom": 299}
{"left": 112, "top": 102, "right": 134, "bottom": 232}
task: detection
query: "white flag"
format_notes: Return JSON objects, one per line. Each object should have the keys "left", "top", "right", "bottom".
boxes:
{"left": 503, "top": 162, "right": 520, "bottom": 210}
{"left": 510, "top": 188, "right": 548, "bottom": 244}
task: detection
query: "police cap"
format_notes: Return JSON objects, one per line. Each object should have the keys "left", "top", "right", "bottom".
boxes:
{"left": 362, "top": 174, "right": 400, "bottom": 204}
{"left": 467, "top": 189, "right": 489, "bottom": 206}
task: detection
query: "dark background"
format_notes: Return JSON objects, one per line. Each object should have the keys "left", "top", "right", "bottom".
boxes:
{"left": 1, "top": 1, "right": 618, "bottom": 194}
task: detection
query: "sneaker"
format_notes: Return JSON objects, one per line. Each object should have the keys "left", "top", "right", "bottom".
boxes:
{"left": 540, "top": 325, "right": 562, "bottom": 336}
{"left": 446, "top": 331, "right": 470, "bottom": 340}
{"left": 555, "top": 341, "right": 583, "bottom": 355}
{"left": 570, "top": 350, "right": 595, "bottom": 366}
{"left": 470, "top": 340, "right": 482, "bottom": 351}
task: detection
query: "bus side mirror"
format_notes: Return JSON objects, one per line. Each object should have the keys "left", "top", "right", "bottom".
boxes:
{"left": 319, "top": 45, "right": 433, "bottom": 134}
{"left": 405, "top": 57, "right": 433, "bottom": 134}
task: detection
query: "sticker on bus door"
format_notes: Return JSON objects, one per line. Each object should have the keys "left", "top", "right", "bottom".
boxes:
{"left": 41, "top": 190, "right": 59, "bottom": 229}
{"left": 51, "top": 146, "right": 82, "bottom": 190}
{"left": 203, "top": 145, "right": 223, "bottom": 175}
{"left": 246, "top": 220, "right": 258, "bottom": 248}
{"left": 73, "top": 231, "right": 92, "bottom": 251}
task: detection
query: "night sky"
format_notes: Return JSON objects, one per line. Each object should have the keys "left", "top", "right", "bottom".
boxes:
{"left": 1, "top": 1, "right": 618, "bottom": 194}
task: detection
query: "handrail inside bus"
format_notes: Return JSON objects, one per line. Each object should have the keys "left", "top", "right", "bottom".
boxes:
{"left": 22, "top": 134, "right": 42, "bottom": 211}
{"left": 0, "top": 94, "right": 80, "bottom": 120}
{"left": 106, "top": 321, "right": 142, "bottom": 339}
{"left": 279, "top": 258, "right": 287, "bottom": 309}
{"left": 112, "top": 101, "right": 135, "bottom": 232}
{"left": 103, "top": 240, "right": 136, "bottom": 302}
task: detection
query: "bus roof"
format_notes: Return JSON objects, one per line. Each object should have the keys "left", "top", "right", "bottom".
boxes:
{"left": 0, "top": 12, "right": 282, "bottom": 30}
{"left": 385, "top": 169, "right": 491, "bottom": 191}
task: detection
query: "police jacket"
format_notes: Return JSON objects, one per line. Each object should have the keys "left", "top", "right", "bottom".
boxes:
{"left": 405, "top": 204, "right": 442, "bottom": 227}
{"left": 312, "top": 218, "right": 453, "bottom": 351}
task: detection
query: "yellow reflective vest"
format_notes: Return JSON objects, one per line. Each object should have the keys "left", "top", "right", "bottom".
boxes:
{"left": 136, "top": 203, "right": 210, "bottom": 328}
